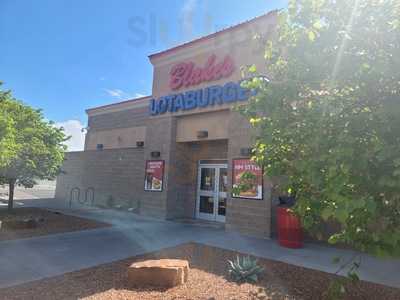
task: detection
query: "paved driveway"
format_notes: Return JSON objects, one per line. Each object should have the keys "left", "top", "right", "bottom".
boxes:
{"left": 0, "top": 198, "right": 399, "bottom": 290}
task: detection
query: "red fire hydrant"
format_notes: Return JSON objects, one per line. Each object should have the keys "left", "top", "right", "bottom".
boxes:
{"left": 277, "top": 206, "right": 304, "bottom": 248}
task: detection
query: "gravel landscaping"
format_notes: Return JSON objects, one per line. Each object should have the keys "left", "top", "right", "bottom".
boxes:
{"left": 0, "top": 242, "right": 398, "bottom": 300}
{"left": 0, "top": 207, "right": 110, "bottom": 241}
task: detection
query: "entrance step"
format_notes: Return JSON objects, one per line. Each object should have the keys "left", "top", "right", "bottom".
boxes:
{"left": 170, "top": 218, "right": 225, "bottom": 229}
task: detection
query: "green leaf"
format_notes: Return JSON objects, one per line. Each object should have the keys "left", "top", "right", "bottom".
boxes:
{"left": 248, "top": 274, "right": 258, "bottom": 283}
{"left": 0, "top": 87, "right": 66, "bottom": 208}
{"left": 361, "top": 63, "right": 371, "bottom": 70}
{"left": 248, "top": 64, "right": 257, "bottom": 73}
{"left": 365, "top": 199, "right": 377, "bottom": 213}
{"left": 239, "top": 0, "right": 400, "bottom": 259}
{"left": 347, "top": 271, "right": 360, "bottom": 283}
{"left": 328, "top": 234, "right": 342, "bottom": 245}
{"left": 336, "top": 208, "right": 349, "bottom": 224}
{"left": 313, "top": 20, "right": 323, "bottom": 30}
{"left": 308, "top": 30, "right": 316, "bottom": 41}
{"left": 321, "top": 207, "right": 333, "bottom": 221}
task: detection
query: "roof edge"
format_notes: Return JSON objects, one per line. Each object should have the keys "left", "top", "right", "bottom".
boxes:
{"left": 86, "top": 95, "right": 151, "bottom": 114}
{"left": 148, "top": 10, "right": 278, "bottom": 61}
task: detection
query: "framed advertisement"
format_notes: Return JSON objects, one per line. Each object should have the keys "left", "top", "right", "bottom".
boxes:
{"left": 232, "top": 158, "right": 263, "bottom": 200}
{"left": 144, "top": 160, "right": 164, "bottom": 192}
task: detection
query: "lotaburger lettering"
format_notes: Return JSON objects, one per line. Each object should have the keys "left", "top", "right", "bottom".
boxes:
{"left": 149, "top": 81, "right": 256, "bottom": 116}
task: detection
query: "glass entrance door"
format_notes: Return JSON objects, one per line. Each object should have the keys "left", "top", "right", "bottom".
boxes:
{"left": 196, "top": 164, "right": 227, "bottom": 222}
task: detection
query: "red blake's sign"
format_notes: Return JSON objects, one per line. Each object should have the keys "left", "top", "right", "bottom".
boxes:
{"left": 169, "top": 54, "right": 235, "bottom": 90}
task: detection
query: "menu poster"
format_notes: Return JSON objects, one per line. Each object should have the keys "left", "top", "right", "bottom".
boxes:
{"left": 144, "top": 160, "right": 164, "bottom": 192}
{"left": 232, "top": 159, "right": 263, "bottom": 200}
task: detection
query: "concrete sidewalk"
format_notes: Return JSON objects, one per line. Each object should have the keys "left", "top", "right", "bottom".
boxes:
{"left": 0, "top": 199, "right": 399, "bottom": 290}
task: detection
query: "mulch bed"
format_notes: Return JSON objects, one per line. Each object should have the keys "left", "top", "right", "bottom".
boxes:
{"left": 0, "top": 242, "right": 398, "bottom": 300}
{"left": 0, "top": 207, "right": 110, "bottom": 241}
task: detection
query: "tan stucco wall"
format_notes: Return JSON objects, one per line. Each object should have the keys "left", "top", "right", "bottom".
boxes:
{"left": 85, "top": 126, "right": 146, "bottom": 150}
{"left": 176, "top": 110, "right": 230, "bottom": 142}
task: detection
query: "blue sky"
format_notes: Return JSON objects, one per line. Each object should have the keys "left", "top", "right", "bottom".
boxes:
{"left": 0, "top": 0, "right": 286, "bottom": 150}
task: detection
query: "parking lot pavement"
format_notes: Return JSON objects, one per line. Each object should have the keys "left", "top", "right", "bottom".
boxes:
{"left": 0, "top": 182, "right": 55, "bottom": 207}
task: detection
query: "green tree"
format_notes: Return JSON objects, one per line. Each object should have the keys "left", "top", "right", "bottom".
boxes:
{"left": 241, "top": 0, "right": 400, "bottom": 258}
{"left": 0, "top": 84, "right": 67, "bottom": 211}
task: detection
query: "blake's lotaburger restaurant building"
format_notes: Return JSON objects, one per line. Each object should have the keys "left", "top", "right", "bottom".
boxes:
{"left": 55, "top": 11, "right": 278, "bottom": 238}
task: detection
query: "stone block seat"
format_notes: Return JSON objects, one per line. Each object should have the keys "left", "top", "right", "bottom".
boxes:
{"left": 127, "top": 259, "right": 189, "bottom": 288}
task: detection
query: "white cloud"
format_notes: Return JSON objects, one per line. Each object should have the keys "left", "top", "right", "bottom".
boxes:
{"left": 104, "top": 88, "right": 127, "bottom": 99}
{"left": 103, "top": 88, "right": 147, "bottom": 100}
{"left": 182, "top": 0, "right": 197, "bottom": 16}
{"left": 134, "top": 93, "right": 146, "bottom": 98}
{"left": 56, "top": 120, "right": 85, "bottom": 152}
{"left": 181, "top": 0, "right": 197, "bottom": 37}
{"left": 99, "top": 76, "right": 106, "bottom": 81}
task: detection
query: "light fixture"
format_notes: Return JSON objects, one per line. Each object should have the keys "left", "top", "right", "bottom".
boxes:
{"left": 197, "top": 130, "right": 208, "bottom": 138}
{"left": 151, "top": 151, "right": 161, "bottom": 158}
{"left": 136, "top": 141, "right": 144, "bottom": 147}
{"left": 240, "top": 147, "right": 252, "bottom": 157}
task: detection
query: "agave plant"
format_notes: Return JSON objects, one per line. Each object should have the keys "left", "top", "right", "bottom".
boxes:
{"left": 228, "top": 255, "right": 264, "bottom": 283}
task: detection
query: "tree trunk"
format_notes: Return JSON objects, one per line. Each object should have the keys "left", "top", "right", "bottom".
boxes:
{"left": 8, "top": 179, "right": 15, "bottom": 212}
